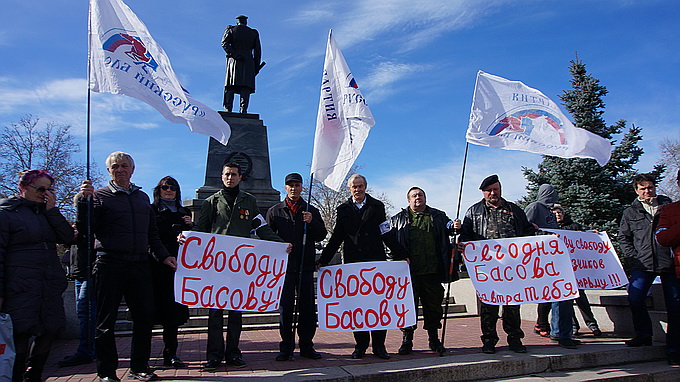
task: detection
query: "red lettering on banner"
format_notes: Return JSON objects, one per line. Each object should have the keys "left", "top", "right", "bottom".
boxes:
{"left": 475, "top": 264, "right": 488, "bottom": 282}
{"left": 244, "top": 252, "right": 257, "bottom": 275}
{"left": 267, "top": 259, "right": 287, "bottom": 288}
{"left": 379, "top": 299, "right": 391, "bottom": 326}
{"left": 231, "top": 289, "right": 243, "bottom": 309}
{"left": 259, "top": 286, "right": 280, "bottom": 312}
{"left": 200, "top": 237, "right": 216, "bottom": 270}
{"left": 244, "top": 282, "right": 258, "bottom": 310}
{"left": 180, "top": 276, "right": 201, "bottom": 304}
{"left": 481, "top": 245, "right": 492, "bottom": 261}
{"left": 200, "top": 285, "right": 215, "bottom": 307}
{"left": 361, "top": 267, "right": 377, "bottom": 295}
{"left": 353, "top": 308, "right": 364, "bottom": 329}
{"left": 394, "top": 303, "right": 409, "bottom": 328}
{"left": 216, "top": 286, "right": 229, "bottom": 309}
{"left": 319, "top": 269, "right": 332, "bottom": 298}
{"left": 462, "top": 242, "right": 477, "bottom": 262}
{"left": 326, "top": 302, "right": 340, "bottom": 329}
{"left": 180, "top": 236, "right": 201, "bottom": 269}
{"left": 255, "top": 255, "right": 271, "bottom": 286}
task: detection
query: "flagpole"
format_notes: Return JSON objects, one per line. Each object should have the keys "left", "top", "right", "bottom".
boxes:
{"left": 85, "top": 0, "right": 95, "bottom": 362}
{"left": 289, "top": 173, "right": 315, "bottom": 359}
{"left": 439, "top": 142, "right": 469, "bottom": 355}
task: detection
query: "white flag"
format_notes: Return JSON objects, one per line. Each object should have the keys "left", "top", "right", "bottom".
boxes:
{"left": 310, "top": 30, "right": 375, "bottom": 191}
{"left": 467, "top": 71, "right": 611, "bottom": 165}
{"left": 88, "top": 0, "right": 230, "bottom": 144}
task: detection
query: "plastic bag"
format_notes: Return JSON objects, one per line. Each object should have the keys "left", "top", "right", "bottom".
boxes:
{"left": 0, "top": 313, "right": 15, "bottom": 382}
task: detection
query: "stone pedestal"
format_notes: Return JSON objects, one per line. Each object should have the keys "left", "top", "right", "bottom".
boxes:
{"left": 185, "top": 112, "right": 280, "bottom": 219}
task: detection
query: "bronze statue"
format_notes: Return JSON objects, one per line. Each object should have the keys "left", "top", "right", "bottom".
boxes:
{"left": 222, "top": 15, "right": 263, "bottom": 114}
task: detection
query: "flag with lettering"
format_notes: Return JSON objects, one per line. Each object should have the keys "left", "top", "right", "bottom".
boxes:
{"left": 467, "top": 71, "right": 611, "bottom": 165}
{"left": 310, "top": 30, "right": 375, "bottom": 191}
{"left": 88, "top": 0, "right": 230, "bottom": 144}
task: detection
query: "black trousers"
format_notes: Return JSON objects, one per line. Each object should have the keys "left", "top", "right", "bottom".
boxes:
{"left": 278, "top": 271, "right": 317, "bottom": 354}
{"left": 206, "top": 309, "right": 243, "bottom": 361}
{"left": 406, "top": 273, "right": 444, "bottom": 331}
{"left": 94, "top": 259, "right": 154, "bottom": 377}
{"left": 573, "top": 289, "right": 598, "bottom": 329}
{"left": 535, "top": 302, "right": 551, "bottom": 331}
{"left": 479, "top": 301, "right": 524, "bottom": 346}
{"left": 354, "top": 330, "right": 387, "bottom": 353}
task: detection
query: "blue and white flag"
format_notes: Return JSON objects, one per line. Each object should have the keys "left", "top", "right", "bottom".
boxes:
{"left": 88, "top": 0, "right": 230, "bottom": 144}
{"left": 310, "top": 30, "right": 375, "bottom": 191}
{"left": 467, "top": 71, "right": 611, "bottom": 165}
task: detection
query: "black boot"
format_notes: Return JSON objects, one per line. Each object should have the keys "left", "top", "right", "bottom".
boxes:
{"left": 398, "top": 330, "right": 414, "bottom": 355}
{"left": 428, "top": 329, "right": 445, "bottom": 353}
{"left": 23, "top": 352, "right": 49, "bottom": 382}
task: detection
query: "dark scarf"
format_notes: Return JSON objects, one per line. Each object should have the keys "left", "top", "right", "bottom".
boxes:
{"left": 222, "top": 184, "right": 240, "bottom": 208}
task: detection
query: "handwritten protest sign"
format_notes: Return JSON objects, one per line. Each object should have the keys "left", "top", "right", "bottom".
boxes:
{"left": 175, "top": 231, "right": 289, "bottom": 312}
{"left": 550, "top": 230, "right": 627, "bottom": 289}
{"left": 462, "top": 235, "right": 579, "bottom": 305}
{"left": 317, "top": 261, "right": 416, "bottom": 332}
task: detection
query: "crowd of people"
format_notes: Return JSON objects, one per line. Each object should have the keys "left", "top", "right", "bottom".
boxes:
{"left": 1, "top": 151, "right": 679, "bottom": 382}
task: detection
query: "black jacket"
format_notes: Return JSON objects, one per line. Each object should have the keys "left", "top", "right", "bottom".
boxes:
{"left": 319, "top": 194, "right": 406, "bottom": 265}
{"left": 459, "top": 198, "right": 537, "bottom": 242}
{"left": 0, "top": 196, "right": 73, "bottom": 334}
{"left": 391, "top": 206, "right": 457, "bottom": 282}
{"left": 618, "top": 195, "right": 673, "bottom": 273}
{"left": 559, "top": 215, "right": 583, "bottom": 231}
{"left": 266, "top": 199, "right": 327, "bottom": 273}
{"left": 76, "top": 184, "right": 169, "bottom": 262}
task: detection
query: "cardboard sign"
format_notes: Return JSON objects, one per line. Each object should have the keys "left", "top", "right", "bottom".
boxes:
{"left": 175, "top": 231, "right": 289, "bottom": 312}
{"left": 462, "top": 235, "right": 579, "bottom": 305}
{"left": 549, "top": 230, "right": 627, "bottom": 289}
{"left": 317, "top": 261, "right": 417, "bottom": 332}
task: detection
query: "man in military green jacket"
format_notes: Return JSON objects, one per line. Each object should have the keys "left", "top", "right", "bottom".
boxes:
{"left": 195, "top": 162, "right": 289, "bottom": 371}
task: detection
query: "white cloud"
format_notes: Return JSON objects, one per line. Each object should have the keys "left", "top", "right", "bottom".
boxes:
{"left": 363, "top": 61, "right": 430, "bottom": 101}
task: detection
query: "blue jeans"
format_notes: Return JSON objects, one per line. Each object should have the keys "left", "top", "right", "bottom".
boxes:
{"left": 550, "top": 300, "right": 575, "bottom": 340}
{"left": 75, "top": 279, "right": 96, "bottom": 360}
{"left": 628, "top": 270, "right": 680, "bottom": 352}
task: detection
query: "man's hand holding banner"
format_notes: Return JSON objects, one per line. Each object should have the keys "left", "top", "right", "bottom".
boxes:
{"left": 175, "top": 231, "right": 289, "bottom": 312}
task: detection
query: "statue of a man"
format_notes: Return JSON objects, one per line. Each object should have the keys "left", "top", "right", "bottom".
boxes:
{"left": 222, "top": 15, "right": 262, "bottom": 114}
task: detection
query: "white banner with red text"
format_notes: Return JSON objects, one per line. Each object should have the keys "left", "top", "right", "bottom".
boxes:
{"left": 174, "top": 231, "right": 288, "bottom": 312}
{"left": 317, "top": 261, "right": 417, "bottom": 332}
{"left": 548, "top": 230, "right": 627, "bottom": 289}
{"left": 462, "top": 235, "right": 579, "bottom": 305}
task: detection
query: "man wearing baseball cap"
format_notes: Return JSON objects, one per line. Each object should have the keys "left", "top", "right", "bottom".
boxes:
{"left": 266, "top": 173, "right": 327, "bottom": 361}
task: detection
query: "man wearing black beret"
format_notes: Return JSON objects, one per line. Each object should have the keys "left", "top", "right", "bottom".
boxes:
{"left": 453, "top": 174, "right": 536, "bottom": 354}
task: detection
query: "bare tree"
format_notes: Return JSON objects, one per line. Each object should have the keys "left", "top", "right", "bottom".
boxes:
{"left": 657, "top": 137, "right": 680, "bottom": 200}
{"left": 0, "top": 115, "right": 103, "bottom": 220}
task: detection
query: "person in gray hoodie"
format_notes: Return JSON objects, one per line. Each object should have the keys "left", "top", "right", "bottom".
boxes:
{"left": 524, "top": 184, "right": 579, "bottom": 349}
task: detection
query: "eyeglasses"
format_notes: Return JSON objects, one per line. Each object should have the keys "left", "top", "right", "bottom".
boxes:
{"left": 161, "top": 185, "right": 178, "bottom": 191}
{"left": 29, "top": 184, "right": 54, "bottom": 193}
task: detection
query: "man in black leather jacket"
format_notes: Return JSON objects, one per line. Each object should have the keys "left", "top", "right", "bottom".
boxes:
{"left": 390, "top": 187, "right": 456, "bottom": 355}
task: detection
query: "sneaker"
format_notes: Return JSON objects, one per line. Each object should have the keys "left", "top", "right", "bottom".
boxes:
{"left": 625, "top": 336, "right": 652, "bottom": 347}
{"left": 668, "top": 352, "right": 680, "bottom": 366}
{"left": 127, "top": 371, "right": 159, "bottom": 381}
{"left": 58, "top": 353, "right": 93, "bottom": 367}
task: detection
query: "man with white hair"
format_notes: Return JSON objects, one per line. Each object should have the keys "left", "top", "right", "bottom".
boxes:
{"left": 77, "top": 151, "right": 176, "bottom": 382}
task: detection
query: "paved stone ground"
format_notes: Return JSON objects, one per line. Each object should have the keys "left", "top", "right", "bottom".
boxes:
{"left": 43, "top": 318, "right": 630, "bottom": 381}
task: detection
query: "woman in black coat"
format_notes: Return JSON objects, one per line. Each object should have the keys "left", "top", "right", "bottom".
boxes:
{"left": 0, "top": 170, "right": 74, "bottom": 381}
{"left": 150, "top": 176, "right": 192, "bottom": 368}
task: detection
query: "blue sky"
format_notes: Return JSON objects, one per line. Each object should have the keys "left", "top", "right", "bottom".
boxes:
{"left": 1, "top": 0, "right": 679, "bottom": 218}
